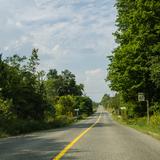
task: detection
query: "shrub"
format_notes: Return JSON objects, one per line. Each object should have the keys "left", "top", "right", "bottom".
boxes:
{"left": 54, "top": 115, "right": 74, "bottom": 127}
{"left": 150, "top": 114, "right": 160, "bottom": 128}
{"left": 55, "top": 95, "right": 75, "bottom": 116}
{"left": 0, "top": 98, "right": 14, "bottom": 121}
{"left": 75, "top": 96, "right": 93, "bottom": 116}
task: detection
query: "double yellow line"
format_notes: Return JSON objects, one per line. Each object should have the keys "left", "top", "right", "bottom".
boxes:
{"left": 52, "top": 112, "right": 102, "bottom": 160}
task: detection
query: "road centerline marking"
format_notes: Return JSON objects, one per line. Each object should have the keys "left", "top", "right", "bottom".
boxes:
{"left": 52, "top": 112, "right": 102, "bottom": 160}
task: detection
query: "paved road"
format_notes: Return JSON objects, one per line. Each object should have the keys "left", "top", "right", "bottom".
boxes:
{"left": 0, "top": 106, "right": 160, "bottom": 160}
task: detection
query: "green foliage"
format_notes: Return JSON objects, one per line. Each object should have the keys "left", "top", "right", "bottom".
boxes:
{"left": 150, "top": 56, "right": 160, "bottom": 88}
{"left": 55, "top": 95, "right": 75, "bottom": 116}
{"left": 150, "top": 114, "right": 160, "bottom": 128}
{"left": 114, "top": 114, "right": 160, "bottom": 139}
{"left": 101, "top": 94, "right": 121, "bottom": 114}
{"left": 92, "top": 101, "right": 99, "bottom": 112}
{"left": 101, "top": 93, "right": 147, "bottom": 118}
{"left": 55, "top": 95, "right": 93, "bottom": 117}
{"left": 150, "top": 102, "right": 160, "bottom": 114}
{"left": 0, "top": 98, "right": 14, "bottom": 120}
{"left": 101, "top": 94, "right": 110, "bottom": 108}
{"left": 45, "top": 69, "right": 84, "bottom": 99}
{"left": 107, "top": 0, "right": 160, "bottom": 118}
{"left": 0, "top": 49, "right": 93, "bottom": 137}
{"left": 0, "top": 50, "right": 47, "bottom": 120}
{"left": 74, "top": 96, "right": 93, "bottom": 116}
{"left": 27, "top": 48, "right": 39, "bottom": 73}
{"left": 54, "top": 115, "right": 74, "bottom": 127}
{"left": 80, "top": 97, "right": 93, "bottom": 115}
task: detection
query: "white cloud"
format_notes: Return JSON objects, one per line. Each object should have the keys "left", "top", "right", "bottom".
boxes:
{"left": 83, "top": 68, "right": 113, "bottom": 102}
{"left": 15, "top": 21, "right": 23, "bottom": 28}
{"left": 0, "top": 0, "right": 116, "bottom": 101}
{"left": 85, "top": 68, "right": 104, "bottom": 77}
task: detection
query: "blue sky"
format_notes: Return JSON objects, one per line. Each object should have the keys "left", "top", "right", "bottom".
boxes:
{"left": 0, "top": 0, "right": 116, "bottom": 102}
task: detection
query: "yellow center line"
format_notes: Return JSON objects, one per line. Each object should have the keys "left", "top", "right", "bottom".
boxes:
{"left": 52, "top": 112, "right": 102, "bottom": 160}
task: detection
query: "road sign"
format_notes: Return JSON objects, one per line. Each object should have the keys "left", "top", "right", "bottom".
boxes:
{"left": 120, "top": 107, "right": 126, "bottom": 110}
{"left": 138, "top": 93, "right": 149, "bottom": 124}
{"left": 74, "top": 109, "right": 79, "bottom": 117}
{"left": 138, "top": 93, "right": 145, "bottom": 102}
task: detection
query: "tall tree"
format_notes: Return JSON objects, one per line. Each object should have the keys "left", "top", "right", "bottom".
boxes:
{"left": 107, "top": 0, "right": 160, "bottom": 117}
{"left": 0, "top": 51, "right": 47, "bottom": 120}
{"left": 45, "top": 69, "right": 84, "bottom": 99}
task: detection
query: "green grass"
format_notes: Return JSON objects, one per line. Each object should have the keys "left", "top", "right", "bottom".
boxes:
{"left": 112, "top": 114, "right": 160, "bottom": 140}
{"left": 0, "top": 113, "right": 92, "bottom": 138}
{"left": 0, "top": 116, "right": 75, "bottom": 138}
{"left": 0, "top": 129, "right": 8, "bottom": 138}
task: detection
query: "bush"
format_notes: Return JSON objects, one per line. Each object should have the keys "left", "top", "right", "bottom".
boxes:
{"left": 150, "top": 114, "right": 160, "bottom": 128}
{"left": 150, "top": 102, "right": 160, "bottom": 114}
{"left": 55, "top": 95, "right": 75, "bottom": 116}
{"left": 75, "top": 96, "right": 93, "bottom": 116}
{"left": 55, "top": 95, "right": 93, "bottom": 117}
{"left": 0, "top": 98, "right": 14, "bottom": 120}
{"left": 1, "top": 119, "right": 48, "bottom": 135}
{"left": 54, "top": 115, "right": 74, "bottom": 127}
{"left": 0, "top": 116, "right": 75, "bottom": 137}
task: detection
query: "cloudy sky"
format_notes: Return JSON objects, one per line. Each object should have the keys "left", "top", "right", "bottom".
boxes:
{"left": 0, "top": 0, "right": 116, "bottom": 102}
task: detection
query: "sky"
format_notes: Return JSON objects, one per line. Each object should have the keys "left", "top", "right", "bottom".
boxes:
{"left": 0, "top": 0, "right": 116, "bottom": 102}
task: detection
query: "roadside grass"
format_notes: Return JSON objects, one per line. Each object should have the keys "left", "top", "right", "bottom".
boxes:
{"left": 0, "top": 112, "right": 94, "bottom": 138}
{"left": 112, "top": 114, "right": 160, "bottom": 140}
{"left": 0, "top": 129, "right": 8, "bottom": 138}
{"left": 0, "top": 116, "right": 74, "bottom": 138}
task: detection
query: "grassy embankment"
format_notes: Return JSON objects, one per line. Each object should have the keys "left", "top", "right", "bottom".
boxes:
{"left": 0, "top": 111, "right": 96, "bottom": 138}
{"left": 110, "top": 110, "right": 160, "bottom": 140}
{"left": 0, "top": 116, "right": 74, "bottom": 138}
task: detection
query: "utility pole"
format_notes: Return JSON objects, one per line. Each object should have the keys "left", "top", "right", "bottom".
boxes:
{"left": 146, "top": 100, "right": 150, "bottom": 125}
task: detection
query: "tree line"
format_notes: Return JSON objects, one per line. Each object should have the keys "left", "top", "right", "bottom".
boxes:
{"left": 0, "top": 49, "right": 93, "bottom": 136}
{"left": 103, "top": 0, "right": 160, "bottom": 121}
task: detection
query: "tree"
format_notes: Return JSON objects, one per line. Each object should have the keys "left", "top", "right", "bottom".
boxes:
{"left": 0, "top": 51, "right": 49, "bottom": 120}
{"left": 55, "top": 95, "right": 75, "bottom": 116}
{"left": 107, "top": 0, "right": 160, "bottom": 117}
{"left": 101, "top": 94, "right": 110, "bottom": 108}
{"left": 45, "top": 69, "right": 84, "bottom": 99}
{"left": 74, "top": 96, "right": 93, "bottom": 116}
{"left": 150, "top": 56, "right": 160, "bottom": 88}
{"left": 27, "top": 48, "right": 39, "bottom": 73}
{"left": 47, "top": 69, "right": 58, "bottom": 79}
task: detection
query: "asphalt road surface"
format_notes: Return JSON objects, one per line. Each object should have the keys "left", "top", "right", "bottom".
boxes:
{"left": 0, "top": 106, "right": 160, "bottom": 160}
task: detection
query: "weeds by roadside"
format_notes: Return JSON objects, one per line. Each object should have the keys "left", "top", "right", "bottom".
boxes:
{"left": 112, "top": 113, "right": 160, "bottom": 140}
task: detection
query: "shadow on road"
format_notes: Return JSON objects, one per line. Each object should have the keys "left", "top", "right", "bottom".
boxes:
{"left": 0, "top": 135, "right": 71, "bottom": 160}
{"left": 0, "top": 112, "right": 113, "bottom": 160}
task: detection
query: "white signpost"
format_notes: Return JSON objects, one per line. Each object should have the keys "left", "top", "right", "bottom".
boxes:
{"left": 138, "top": 93, "right": 145, "bottom": 102}
{"left": 74, "top": 108, "right": 79, "bottom": 118}
{"left": 138, "top": 92, "right": 149, "bottom": 125}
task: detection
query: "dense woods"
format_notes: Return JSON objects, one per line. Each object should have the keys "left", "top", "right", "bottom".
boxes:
{"left": 0, "top": 49, "right": 93, "bottom": 136}
{"left": 103, "top": 0, "right": 160, "bottom": 128}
